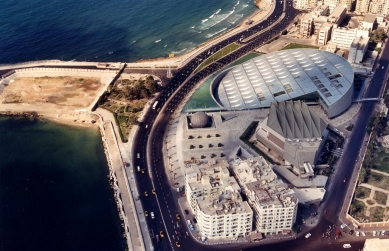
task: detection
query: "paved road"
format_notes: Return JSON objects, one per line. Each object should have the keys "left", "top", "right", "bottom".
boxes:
{"left": 131, "top": 1, "right": 389, "bottom": 251}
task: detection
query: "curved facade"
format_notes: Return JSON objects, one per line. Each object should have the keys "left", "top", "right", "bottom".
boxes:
{"left": 190, "top": 112, "right": 212, "bottom": 128}
{"left": 211, "top": 49, "right": 354, "bottom": 118}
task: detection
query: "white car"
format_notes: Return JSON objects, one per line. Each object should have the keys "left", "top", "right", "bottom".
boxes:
{"left": 356, "top": 231, "right": 359, "bottom": 237}
{"left": 361, "top": 231, "right": 366, "bottom": 236}
{"left": 340, "top": 223, "right": 347, "bottom": 229}
{"left": 373, "top": 231, "right": 377, "bottom": 236}
{"left": 343, "top": 244, "right": 351, "bottom": 248}
{"left": 305, "top": 233, "right": 311, "bottom": 238}
{"left": 151, "top": 212, "right": 155, "bottom": 219}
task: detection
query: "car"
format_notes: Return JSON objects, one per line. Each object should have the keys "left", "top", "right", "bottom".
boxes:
{"left": 373, "top": 230, "right": 377, "bottom": 236}
{"left": 160, "top": 231, "right": 164, "bottom": 238}
{"left": 175, "top": 242, "right": 181, "bottom": 248}
{"left": 141, "top": 169, "right": 145, "bottom": 174}
{"left": 152, "top": 189, "right": 156, "bottom": 194}
{"left": 356, "top": 231, "right": 359, "bottom": 236}
{"left": 349, "top": 230, "right": 354, "bottom": 235}
{"left": 177, "top": 231, "right": 182, "bottom": 237}
{"left": 137, "top": 166, "right": 140, "bottom": 172}
{"left": 343, "top": 178, "right": 347, "bottom": 183}
{"left": 343, "top": 244, "right": 351, "bottom": 248}
{"left": 377, "top": 231, "right": 381, "bottom": 236}
{"left": 340, "top": 223, "right": 347, "bottom": 229}
{"left": 187, "top": 220, "right": 191, "bottom": 225}
{"left": 382, "top": 66, "right": 385, "bottom": 70}
{"left": 137, "top": 153, "right": 140, "bottom": 158}
{"left": 305, "top": 233, "right": 311, "bottom": 238}
{"left": 144, "top": 191, "right": 149, "bottom": 196}
{"left": 189, "top": 224, "right": 195, "bottom": 231}
{"left": 151, "top": 212, "right": 155, "bottom": 219}
{"left": 144, "top": 211, "right": 148, "bottom": 217}
{"left": 361, "top": 231, "right": 366, "bottom": 236}
{"left": 184, "top": 209, "right": 189, "bottom": 215}
{"left": 382, "top": 231, "right": 385, "bottom": 236}
{"left": 176, "top": 214, "right": 180, "bottom": 220}
{"left": 192, "top": 218, "right": 197, "bottom": 224}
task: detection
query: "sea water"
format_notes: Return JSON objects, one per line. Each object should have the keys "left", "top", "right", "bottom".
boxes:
{"left": 0, "top": 117, "right": 125, "bottom": 251}
{"left": 0, "top": 0, "right": 256, "bottom": 64}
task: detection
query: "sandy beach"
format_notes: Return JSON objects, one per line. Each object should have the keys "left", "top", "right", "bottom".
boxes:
{"left": 126, "top": 0, "right": 272, "bottom": 69}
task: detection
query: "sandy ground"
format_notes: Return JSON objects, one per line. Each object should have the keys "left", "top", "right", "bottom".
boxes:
{"left": 126, "top": 0, "right": 272, "bottom": 69}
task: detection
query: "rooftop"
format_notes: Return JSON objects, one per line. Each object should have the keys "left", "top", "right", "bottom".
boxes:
{"left": 267, "top": 101, "right": 327, "bottom": 139}
{"left": 212, "top": 49, "right": 354, "bottom": 110}
{"left": 363, "top": 14, "right": 376, "bottom": 24}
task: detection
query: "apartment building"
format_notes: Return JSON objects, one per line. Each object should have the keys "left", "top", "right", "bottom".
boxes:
{"left": 331, "top": 26, "right": 359, "bottom": 48}
{"left": 300, "top": 4, "right": 330, "bottom": 37}
{"left": 295, "top": 0, "right": 319, "bottom": 10}
{"left": 185, "top": 161, "right": 253, "bottom": 238}
{"left": 348, "top": 36, "right": 369, "bottom": 64}
{"left": 318, "top": 23, "right": 333, "bottom": 45}
{"left": 323, "top": 0, "right": 353, "bottom": 11}
{"left": 328, "top": 4, "right": 347, "bottom": 25}
{"left": 356, "top": 0, "right": 371, "bottom": 13}
{"left": 361, "top": 14, "right": 377, "bottom": 30}
{"left": 366, "top": 0, "right": 389, "bottom": 15}
{"left": 231, "top": 157, "right": 298, "bottom": 235}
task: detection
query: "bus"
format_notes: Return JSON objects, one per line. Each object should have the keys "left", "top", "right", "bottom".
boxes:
{"left": 152, "top": 101, "right": 159, "bottom": 110}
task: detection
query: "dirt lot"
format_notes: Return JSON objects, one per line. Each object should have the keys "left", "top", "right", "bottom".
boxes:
{"left": 1, "top": 76, "right": 103, "bottom": 107}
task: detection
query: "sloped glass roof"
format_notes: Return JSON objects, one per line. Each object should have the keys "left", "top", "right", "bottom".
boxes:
{"left": 213, "top": 49, "right": 354, "bottom": 109}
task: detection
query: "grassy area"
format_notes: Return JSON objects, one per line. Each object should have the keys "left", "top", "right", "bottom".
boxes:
{"left": 355, "top": 186, "right": 371, "bottom": 199}
{"left": 371, "top": 148, "right": 389, "bottom": 173}
{"left": 366, "top": 172, "right": 389, "bottom": 190}
{"left": 374, "top": 191, "right": 388, "bottom": 205}
{"left": 350, "top": 200, "right": 366, "bottom": 218}
{"left": 369, "top": 206, "right": 385, "bottom": 222}
{"left": 195, "top": 43, "right": 241, "bottom": 73}
{"left": 281, "top": 43, "right": 319, "bottom": 50}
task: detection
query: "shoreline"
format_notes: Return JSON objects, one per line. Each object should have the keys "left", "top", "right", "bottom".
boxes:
{"left": 116, "top": 0, "right": 272, "bottom": 68}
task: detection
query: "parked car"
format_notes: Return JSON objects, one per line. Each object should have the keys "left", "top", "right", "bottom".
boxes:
{"left": 355, "top": 231, "right": 359, "bottom": 237}
{"left": 340, "top": 223, "right": 347, "bottom": 229}
{"left": 160, "top": 231, "right": 164, "bottom": 238}
{"left": 305, "top": 233, "right": 311, "bottom": 238}
{"left": 373, "top": 231, "right": 377, "bottom": 236}
{"left": 177, "top": 231, "right": 182, "bottom": 237}
{"left": 176, "top": 242, "right": 181, "bottom": 248}
{"left": 151, "top": 212, "right": 155, "bottom": 219}
{"left": 176, "top": 214, "right": 180, "bottom": 220}
{"left": 192, "top": 218, "right": 197, "bottom": 224}
{"left": 184, "top": 209, "right": 189, "bottom": 215}
{"left": 343, "top": 244, "right": 351, "bottom": 248}
{"left": 361, "top": 231, "right": 366, "bottom": 236}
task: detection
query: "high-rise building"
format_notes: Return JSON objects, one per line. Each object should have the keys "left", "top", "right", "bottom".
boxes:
{"left": 185, "top": 161, "right": 253, "bottom": 238}
{"left": 323, "top": 0, "right": 354, "bottom": 11}
{"left": 231, "top": 157, "right": 298, "bottom": 235}
{"left": 356, "top": 0, "right": 371, "bottom": 13}
{"left": 348, "top": 36, "right": 369, "bottom": 64}
{"left": 318, "top": 23, "right": 333, "bottom": 45}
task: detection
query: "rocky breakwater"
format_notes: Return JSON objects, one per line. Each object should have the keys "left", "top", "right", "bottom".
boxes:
{"left": 255, "top": 0, "right": 261, "bottom": 8}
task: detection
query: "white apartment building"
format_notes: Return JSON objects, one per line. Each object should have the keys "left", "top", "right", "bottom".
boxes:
{"left": 348, "top": 36, "right": 369, "bottom": 64}
{"left": 356, "top": 0, "right": 371, "bottom": 13}
{"left": 295, "top": 0, "right": 319, "bottom": 10}
{"left": 318, "top": 23, "right": 333, "bottom": 45}
{"left": 361, "top": 14, "right": 377, "bottom": 30}
{"left": 185, "top": 161, "right": 253, "bottom": 238}
{"left": 231, "top": 157, "right": 298, "bottom": 235}
{"left": 367, "top": 0, "right": 389, "bottom": 15}
{"left": 331, "top": 25, "right": 369, "bottom": 49}
{"left": 328, "top": 4, "right": 347, "bottom": 25}
{"left": 299, "top": 5, "right": 329, "bottom": 37}
{"left": 323, "top": 0, "right": 353, "bottom": 11}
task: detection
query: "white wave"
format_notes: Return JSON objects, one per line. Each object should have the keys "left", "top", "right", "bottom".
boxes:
{"left": 202, "top": 18, "right": 208, "bottom": 23}
{"left": 132, "top": 40, "right": 136, "bottom": 43}
{"left": 171, "top": 48, "right": 188, "bottom": 55}
{"left": 191, "top": 26, "right": 195, "bottom": 28}
{"left": 235, "top": 0, "right": 240, "bottom": 7}
{"left": 230, "top": 14, "right": 243, "bottom": 24}
{"left": 243, "top": 4, "right": 248, "bottom": 8}
{"left": 209, "top": 9, "right": 221, "bottom": 19}
{"left": 164, "top": 44, "right": 167, "bottom": 47}
{"left": 198, "top": 7, "right": 236, "bottom": 31}
{"left": 155, "top": 39, "right": 161, "bottom": 43}
{"left": 205, "top": 27, "right": 228, "bottom": 38}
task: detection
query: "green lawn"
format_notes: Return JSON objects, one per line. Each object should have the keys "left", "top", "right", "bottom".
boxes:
{"left": 195, "top": 43, "right": 241, "bottom": 73}
{"left": 374, "top": 191, "right": 388, "bottom": 205}
{"left": 281, "top": 43, "right": 319, "bottom": 50}
{"left": 371, "top": 148, "right": 389, "bottom": 173}
{"left": 350, "top": 200, "right": 366, "bottom": 218}
{"left": 367, "top": 172, "right": 389, "bottom": 190}
{"left": 369, "top": 206, "right": 385, "bottom": 222}
{"left": 355, "top": 186, "right": 371, "bottom": 199}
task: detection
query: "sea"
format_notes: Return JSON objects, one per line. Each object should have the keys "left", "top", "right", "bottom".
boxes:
{"left": 0, "top": 0, "right": 256, "bottom": 64}
{"left": 0, "top": 1, "right": 258, "bottom": 250}
{"left": 0, "top": 117, "right": 125, "bottom": 251}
